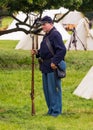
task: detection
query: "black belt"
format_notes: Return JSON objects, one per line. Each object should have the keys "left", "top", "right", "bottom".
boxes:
{"left": 38, "top": 57, "right": 51, "bottom": 63}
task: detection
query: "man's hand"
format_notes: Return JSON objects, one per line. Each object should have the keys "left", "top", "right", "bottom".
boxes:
{"left": 31, "top": 49, "right": 38, "bottom": 55}
{"left": 51, "top": 63, "right": 57, "bottom": 70}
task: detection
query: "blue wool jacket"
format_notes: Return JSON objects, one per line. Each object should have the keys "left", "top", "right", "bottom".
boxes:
{"left": 37, "top": 27, "right": 66, "bottom": 73}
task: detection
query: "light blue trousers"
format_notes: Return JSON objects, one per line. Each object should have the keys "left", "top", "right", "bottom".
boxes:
{"left": 42, "top": 72, "right": 62, "bottom": 116}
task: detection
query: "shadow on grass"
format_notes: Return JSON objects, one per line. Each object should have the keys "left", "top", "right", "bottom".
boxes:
{"left": 1, "top": 105, "right": 93, "bottom": 123}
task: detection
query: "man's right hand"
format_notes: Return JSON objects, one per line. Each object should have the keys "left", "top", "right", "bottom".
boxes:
{"left": 31, "top": 49, "right": 38, "bottom": 55}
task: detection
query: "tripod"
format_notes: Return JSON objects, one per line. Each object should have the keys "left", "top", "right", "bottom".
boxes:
{"left": 68, "top": 27, "right": 86, "bottom": 51}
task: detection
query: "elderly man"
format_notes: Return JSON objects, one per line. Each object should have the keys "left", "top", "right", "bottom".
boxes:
{"left": 32, "top": 16, "right": 66, "bottom": 117}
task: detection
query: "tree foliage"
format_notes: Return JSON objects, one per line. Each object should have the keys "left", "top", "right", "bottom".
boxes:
{"left": 0, "top": 0, "right": 93, "bottom": 36}
{"left": 0, "top": 0, "right": 83, "bottom": 13}
{"left": 79, "top": 0, "right": 93, "bottom": 12}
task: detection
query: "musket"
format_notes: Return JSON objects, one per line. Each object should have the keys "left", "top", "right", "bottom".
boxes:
{"left": 31, "top": 35, "right": 35, "bottom": 115}
{"left": 68, "top": 28, "right": 86, "bottom": 51}
{"left": 36, "top": 35, "right": 38, "bottom": 50}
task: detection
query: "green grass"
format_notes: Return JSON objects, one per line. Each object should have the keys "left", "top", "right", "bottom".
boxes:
{"left": 0, "top": 17, "right": 13, "bottom": 30}
{"left": 0, "top": 40, "right": 93, "bottom": 130}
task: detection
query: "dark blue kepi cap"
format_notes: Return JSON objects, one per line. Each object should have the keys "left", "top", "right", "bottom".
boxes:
{"left": 41, "top": 16, "right": 53, "bottom": 24}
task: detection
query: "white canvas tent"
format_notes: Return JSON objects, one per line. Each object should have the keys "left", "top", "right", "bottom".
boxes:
{"left": 15, "top": 22, "right": 70, "bottom": 50}
{"left": 0, "top": 12, "right": 37, "bottom": 40}
{"left": 65, "top": 17, "right": 93, "bottom": 50}
{"left": 0, "top": 8, "right": 70, "bottom": 42}
{"left": 42, "top": 7, "right": 69, "bottom": 19}
{"left": 0, "top": 12, "right": 29, "bottom": 40}
{"left": 73, "top": 66, "right": 93, "bottom": 99}
{"left": 15, "top": 34, "right": 43, "bottom": 50}
{"left": 0, "top": 9, "right": 70, "bottom": 50}
{"left": 60, "top": 10, "right": 84, "bottom": 25}
{"left": 54, "top": 22, "right": 70, "bottom": 41}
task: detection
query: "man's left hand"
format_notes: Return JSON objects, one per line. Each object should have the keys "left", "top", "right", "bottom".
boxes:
{"left": 51, "top": 63, "right": 57, "bottom": 70}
